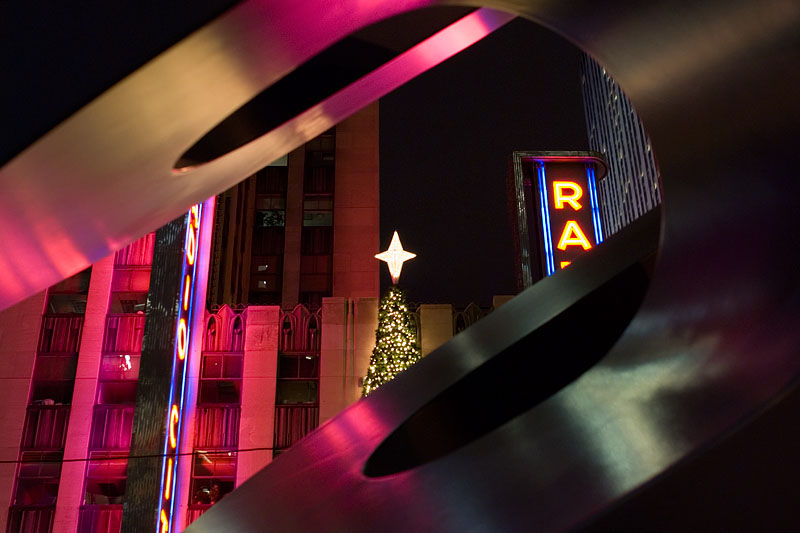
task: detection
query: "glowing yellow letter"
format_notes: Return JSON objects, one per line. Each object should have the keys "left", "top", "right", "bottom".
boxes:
{"left": 560, "top": 261, "right": 572, "bottom": 269}
{"left": 553, "top": 181, "right": 583, "bottom": 210}
{"left": 183, "top": 275, "right": 191, "bottom": 311}
{"left": 164, "top": 458, "right": 173, "bottom": 500}
{"left": 190, "top": 204, "right": 199, "bottom": 229}
{"left": 169, "top": 405, "right": 179, "bottom": 449}
{"left": 557, "top": 221, "right": 592, "bottom": 250}
{"left": 186, "top": 228, "right": 197, "bottom": 265}
{"left": 177, "top": 319, "right": 187, "bottom": 360}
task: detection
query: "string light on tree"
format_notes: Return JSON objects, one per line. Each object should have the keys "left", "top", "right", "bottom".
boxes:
{"left": 363, "top": 232, "right": 421, "bottom": 397}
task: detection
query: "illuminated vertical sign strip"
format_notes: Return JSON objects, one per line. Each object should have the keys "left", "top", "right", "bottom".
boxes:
{"left": 536, "top": 162, "right": 556, "bottom": 276}
{"left": 586, "top": 165, "right": 604, "bottom": 244}
{"left": 156, "top": 203, "right": 203, "bottom": 533}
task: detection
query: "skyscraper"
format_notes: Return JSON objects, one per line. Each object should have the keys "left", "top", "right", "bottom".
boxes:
{"left": 580, "top": 54, "right": 661, "bottom": 237}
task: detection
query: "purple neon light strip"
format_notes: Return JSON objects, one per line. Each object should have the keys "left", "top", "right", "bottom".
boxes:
{"left": 586, "top": 166, "right": 604, "bottom": 244}
{"left": 171, "top": 205, "right": 201, "bottom": 527}
{"left": 536, "top": 162, "right": 555, "bottom": 276}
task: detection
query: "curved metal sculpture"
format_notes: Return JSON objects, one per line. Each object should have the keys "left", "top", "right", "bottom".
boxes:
{"left": 3, "top": 0, "right": 800, "bottom": 530}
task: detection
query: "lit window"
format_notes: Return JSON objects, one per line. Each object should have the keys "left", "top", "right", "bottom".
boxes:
{"left": 190, "top": 452, "right": 236, "bottom": 505}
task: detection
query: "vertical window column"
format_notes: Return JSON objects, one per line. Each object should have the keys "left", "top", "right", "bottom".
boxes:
{"left": 186, "top": 309, "right": 244, "bottom": 526}
{"left": 8, "top": 268, "right": 91, "bottom": 533}
{"left": 299, "top": 129, "right": 335, "bottom": 310}
{"left": 273, "top": 307, "right": 321, "bottom": 457}
{"left": 250, "top": 166, "right": 288, "bottom": 305}
{"left": 77, "top": 234, "right": 153, "bottom": 533}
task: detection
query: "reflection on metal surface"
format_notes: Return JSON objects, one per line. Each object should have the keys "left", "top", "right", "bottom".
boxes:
{"left": 363, "top": 227, "right": 655, "bottom": 477}
{"left": 0, "top": 5, "right": 512, "bottom": 310}
{"left": 4, "top": 0, "right": 800, "bottom": 530}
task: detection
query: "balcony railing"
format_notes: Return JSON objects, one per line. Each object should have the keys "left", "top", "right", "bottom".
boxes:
{"left": 102, "top": 314, "right": 145, "bottom": 354}
{"left": 21, "top": 405, "right": 70, "bottom": 451}
{"left": 194, "top": 406, "right": 240, "bottom": 448}
{"left": 273, "top": 405, "right": 319, "bottom": 450}
{"left": 38, "top": 315, "right": 84, "bottom": 354}
{"left": 77, "top": 505, "right": 122, "bottom": 533}
{"left": 7, "top": 505, "right": 55, "bottom": 533}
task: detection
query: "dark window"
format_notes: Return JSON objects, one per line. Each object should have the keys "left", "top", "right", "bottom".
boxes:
{"left": 83, "top": 454, "right": 127, "bottom": 505}
{"left": 12, "top": 452, "right": 62, "bottom": 506}
{"left": 201, "top": 354, "right": 243, "bottom": 379}
{"left": 30, "top": 380, "right": 74, "bottom": 405}
{"left": 251, "top": 227, "right": 285, "bottom": 256}
{"left": 301, "top": 227, "right": 333, "bottom": 255}
{"left": 45, "top": 268, "right": 91, "bottom": 314}
{"left": 96, "top": 382, "right": 138, "bottom": 405}
{"left": 302, "top": 198, "right": 333, "bottom": 227}
{"left": 198, "top": 381, "right": 241, "bottom": 404}
{"left": 275, "top": 381, "right": 318, "bottom": 405}
{"left": 256, "top": 167, "right": 288, "bottom": 194}
{"left": 278, "top": 354, "right": 320, "bottom": 379}
{"left": 33, "top": 355, "right": 78, "bottom": 382}
{"left": 198, "top": 353, "right": 243, "bottom": 405}
{"left": 107, "top": 292, "right": 147, "bottom": 314}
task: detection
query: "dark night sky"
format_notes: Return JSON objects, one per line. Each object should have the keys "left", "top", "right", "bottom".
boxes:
{"left": 379, "top": 18, "right": 589, "bottom": 307}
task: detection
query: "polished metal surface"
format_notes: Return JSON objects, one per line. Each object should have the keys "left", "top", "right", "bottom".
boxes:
{"left": 0, "top": 3, "right": 512, "bottom": 310}
{"left": 4, "top": 0, "right": 800, "bottom": 530}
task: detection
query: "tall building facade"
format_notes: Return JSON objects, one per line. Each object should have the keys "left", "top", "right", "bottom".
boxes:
{"left": 0, "top": 97, "right": 518, "bottom": 532}
{"left": 0, "top": 104, "right": 382, "bottom": 533}
{"left": 580, "top": 54, "right": 661, "bottom": 236}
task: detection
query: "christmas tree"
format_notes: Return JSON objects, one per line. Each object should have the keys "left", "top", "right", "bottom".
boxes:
{"left": 362, "top": 285, "right": 421, "bottom": 396}
{"left": 364, "top": 231, "right": 420, "bottom": 396}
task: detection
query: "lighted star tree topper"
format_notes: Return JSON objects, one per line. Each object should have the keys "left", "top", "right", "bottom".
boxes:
{"left": 363, "top": 232, "right": 421, "bottom": 396}
{"left": 374, "top": 231, "right": 416, "bottom": 285}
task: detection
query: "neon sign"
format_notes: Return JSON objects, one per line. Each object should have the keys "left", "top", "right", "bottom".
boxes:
{"left": 156, "top": 203, "right": 203, "bottom": 533}
{"left": 511, "top": 152, "right": 607, "bottom": 284}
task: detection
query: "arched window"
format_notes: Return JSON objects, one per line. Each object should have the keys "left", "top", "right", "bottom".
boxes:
{"left": 231, "top": 316, "right": 244, "bottom": 352}
{"left": 307, "top": 315, "right": 319, "bottom": 352}
{"left": 454, "top": 314, "right": 467, "bottom": 335}
{"left": 205, "top": 317, "right": 218, "bottom": 352}
{"left": 281, "top": 315, "right": 293, "bottom": 352}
